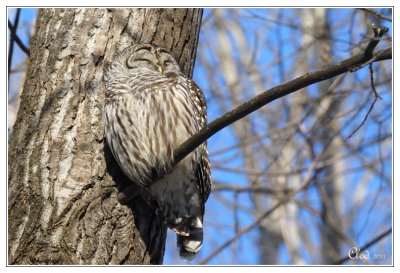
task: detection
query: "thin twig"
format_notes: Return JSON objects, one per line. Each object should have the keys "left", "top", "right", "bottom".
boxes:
{"left": 369, "top": 63, "right": 383, "bottom": 100}
{"left": 345, "top": 63, "right": 382, "bottom": 141}
{"left": 199, "top": 155, "right": 321, "bottom": 264}
{"left": 212, "top": 183, "right": 290, "bottom": 195}
{"left": 8, "top": 9, "right": 21, "bottom": 76}
{"left": 8, "top": 18, "right": 30, "bottom": 57}
{"left": 296, "top": 198, "right": 358, "bottom": 251}
{"left": 233, "top": 191, "right": 239, "bottom": 262}
{"left": 358, "top": 8, "right": 392, "bottom": 22}
{"left": 333, "top": 227, "right": 392, "bottom": 265}
{"left": 200, "top": 197, "right": 288, "bottom": 264}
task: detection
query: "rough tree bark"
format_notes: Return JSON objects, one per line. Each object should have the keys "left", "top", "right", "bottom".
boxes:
{"left": 8, "top": 8, "right": 202, "bottom": 265}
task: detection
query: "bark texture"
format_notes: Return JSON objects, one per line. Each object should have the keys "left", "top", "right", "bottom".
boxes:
{"left": 8, "top": 8, "right": 202, "bottom": 265}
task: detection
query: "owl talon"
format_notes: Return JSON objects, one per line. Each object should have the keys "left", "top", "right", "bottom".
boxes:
{"left": 117, "top": 184, "right": 141, "bottom": 204}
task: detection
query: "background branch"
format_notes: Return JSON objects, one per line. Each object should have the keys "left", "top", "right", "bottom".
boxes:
{"left": 171, "top": 27, "right": 390, "bottom": 169}
{"left": 358, "top": 8, "right": 392, "bottom": 22}
{"left": 345, "top": 63, "right": 382, "bottom": 141}
{"left": 8, "top": 16, "right": 31, "bottom": 58}
{"left": 333, "top": 227, "right": 392, "bottom": 264}
{"left": 8, "top": 8, "right": 21, "bottom": 76}
{"left": 199, "top": 155, "right": 321, "bottom": 264}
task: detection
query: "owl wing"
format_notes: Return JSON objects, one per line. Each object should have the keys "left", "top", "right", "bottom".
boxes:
{"left": 181, "top": 77, "right": 212, "bottom": 215}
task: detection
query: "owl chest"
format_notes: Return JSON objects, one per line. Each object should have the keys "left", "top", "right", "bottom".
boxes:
{"left": 108, "top": 88, "right": 193, "bottom": 168}
{"left": 129, "top": 88, "right": 195, "bottom": 141}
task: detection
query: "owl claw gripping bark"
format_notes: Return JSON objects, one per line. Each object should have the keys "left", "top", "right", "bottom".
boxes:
{"left": 104, "top": 44, "right": 211, "bottom": 259}
{"left": 116, "top": 184, "right": 141, "bottom": 204}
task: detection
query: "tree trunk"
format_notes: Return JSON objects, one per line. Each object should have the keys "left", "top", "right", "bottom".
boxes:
{"left": 8, "top": 8, "right": 202, "bottom": 265}
{"left": 312, "top": 9, "right": 344, "bottom": 263}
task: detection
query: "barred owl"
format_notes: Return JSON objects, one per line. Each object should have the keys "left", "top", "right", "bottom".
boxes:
{"left": 103, "top": 44, "right": 211, "bottom": 259}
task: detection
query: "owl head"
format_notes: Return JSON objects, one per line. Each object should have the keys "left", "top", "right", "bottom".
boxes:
{"left": 115, "top": 43, "right": 181, "bottom": 76}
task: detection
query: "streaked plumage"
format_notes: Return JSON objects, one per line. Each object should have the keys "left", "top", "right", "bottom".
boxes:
{"left": 103, "top": 44, "right": 211, "bottom": 259}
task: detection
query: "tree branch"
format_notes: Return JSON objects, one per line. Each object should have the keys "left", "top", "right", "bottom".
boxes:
{"left": 118, "top": 25, "right": 391, "bottom": 204}
{"left": 199, "top": 154, "right": 322, "bottom": 264}
{"left": 333, "top": 227, "right": 392, "bottom": 265}
{"left": 212, "top": 183, "right": 290, "bottom": 195}
{"left": 171, "top": 26, "right": 391, "bottom": 169}
{"left": 8, "top": 18, "right": 30, "bottom": 57}
{"left": 358, "top": 8, "right": 392, "bottom": 22}
{"left": 345, "top": 63, "right": 382, "bottom": 141}
{"left": 8, "top": 8, "right": 21, "bottom": 76}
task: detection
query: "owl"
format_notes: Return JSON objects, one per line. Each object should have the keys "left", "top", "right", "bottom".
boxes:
{"left": 103, "top": 43, "right": 211, "bottom": 259}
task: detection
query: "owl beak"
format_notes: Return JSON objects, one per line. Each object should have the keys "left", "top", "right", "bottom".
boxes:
{"left": 157, "top": 65, "right": 163, "bottom": 74}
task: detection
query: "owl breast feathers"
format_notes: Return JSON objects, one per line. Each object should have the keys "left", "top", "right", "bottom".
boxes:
{"left": 103, "top": 43, "right": 211, "bottom": 259}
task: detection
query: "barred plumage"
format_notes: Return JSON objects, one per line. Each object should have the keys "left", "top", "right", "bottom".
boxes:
{"left": 103, "top": 44, "right": 211, "bottom": 259}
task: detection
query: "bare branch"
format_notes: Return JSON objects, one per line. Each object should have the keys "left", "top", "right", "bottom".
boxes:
{"left": 199, "top": 155, "right": 322, "bottom": 264}
{"left": 350, "top": 24, "right": 389, "bottom": 72}
{"left": 8, "top": 18, "right": 30, "bottom": 57}
{"left": 200, "top": 197, "right": 288, "bottom": 264}
{"left": 8, "top": 8, "right": 21, "bottom": 75}
{"left": 171, "top": 26, "right": 391, "bottom": 171}
{"left": 358, "top": 8, "right": 392, "bottom": 22}
{"left": 345, "top": 63, "right": 382, "bottom": 141}
{"left": 333, "top": 227, "right": 392, "bottom": 265}
{"left": 119, "top": 25, "right": 391, "bottom": 205}
{"left": 369, "top": 63, "right": 383, "bottom": 100}
{"left": 212, "top": 183, "right": 290, "bottom": 195}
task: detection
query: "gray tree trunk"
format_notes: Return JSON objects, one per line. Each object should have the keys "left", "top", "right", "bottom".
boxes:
{"left": 8, "top": 8, "right": 202, "bottom": 265}
{"left": 312, "top": 9, "right": 344, "bottom": 263}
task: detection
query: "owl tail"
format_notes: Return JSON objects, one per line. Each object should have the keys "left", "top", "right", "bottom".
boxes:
{"left": 175, "top": 216, "right": 204, "bottom": 260}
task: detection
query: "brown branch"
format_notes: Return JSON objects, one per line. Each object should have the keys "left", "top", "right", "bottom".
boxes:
{"left": 358, "top": 8, "right": 392, "bottom": 22}
{"left": 333, "top": 227, "right": 392, "bottom": 265}
{"left": 171, "top": 26, "right": 391, "bottom": 169}
{"left": 118, "top": 25, "right": 391, "bottom": 204}
{"left": 350, "top": 24, "right": 389, "bottom": 72}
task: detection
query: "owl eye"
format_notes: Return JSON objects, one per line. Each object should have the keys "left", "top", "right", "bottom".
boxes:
{"left": 163, "top": 60, "right": 173, "bottom": 66}
{"left": 126, "top": 56, "right": 150, "bottom": 68}
{"left": 135, "top": 58, "right": 151, "bottom": 62}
